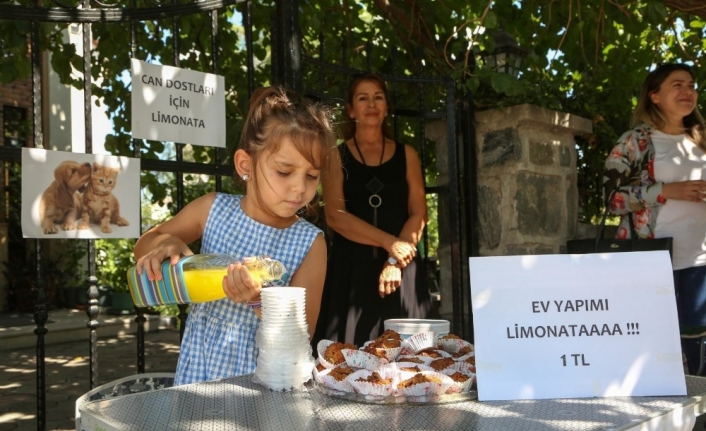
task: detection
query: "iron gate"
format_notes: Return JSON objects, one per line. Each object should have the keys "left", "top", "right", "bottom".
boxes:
{"left": 0, "top": 1, "right": 472, "bottom": 429}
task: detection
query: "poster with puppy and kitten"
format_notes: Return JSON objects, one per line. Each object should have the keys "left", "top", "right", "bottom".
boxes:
{"left": 22, "top": 148, "right": 141, "bottom": 239}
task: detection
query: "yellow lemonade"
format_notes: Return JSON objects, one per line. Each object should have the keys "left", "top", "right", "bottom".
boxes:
{"left": 182, "top": 268, "right": 228, "bottom": 303}
{"left": 181, "top": 261, "right": 282, "bottom": 303}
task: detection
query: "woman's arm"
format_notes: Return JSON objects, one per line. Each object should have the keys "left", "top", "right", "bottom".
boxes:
{"left": 603, "top": 131, "right": 664, "bottom": 215}
{"left": 396, "top": 145, "right": 428, "bottom": 245}
{"left": 378, "top": 145, "right": 427, "bottom": 297}
{"left": 289, "top": 233, "right": 327, "bottom": 339}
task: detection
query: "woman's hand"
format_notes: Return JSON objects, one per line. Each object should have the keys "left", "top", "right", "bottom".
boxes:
{"left": 387, "top": 237, "right": 416, "bottom": 268}
{"left": 134, "top": 236, "right": 192, "bottom": 281}
{"left": 223, "top": 262, "right": 262, "bottom": 304}
{"left": 378, "top": 262, "right": 401, "bottom": 298}
{"left": 662, "top": 180, "right": 706, "bottom": 202}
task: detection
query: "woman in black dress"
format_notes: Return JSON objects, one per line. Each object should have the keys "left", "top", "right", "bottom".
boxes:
{"left": 314, "top": 73, "right": 431, "bottom": 347}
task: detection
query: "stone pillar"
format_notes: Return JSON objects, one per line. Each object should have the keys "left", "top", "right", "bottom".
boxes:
{"left": 426, "top": 104, "right": 592, "bottom": 320}
{"left": 475, "top": 104, "right": 592, "bottom": 256}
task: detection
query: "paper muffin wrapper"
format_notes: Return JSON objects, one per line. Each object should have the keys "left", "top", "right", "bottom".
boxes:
{"left": 395, "top": 370, "right": 453, "bottom": 397}
{"left": 400, "top": 331, "right": 437, "bottom": 355}
{"left": 312, "top": 362, "right": 328, "bottom": 384}
{"left": 342, "top": 348, "right": 388, "bottom": 370}
{"left": 397, "top": 355, "right": 434, "bottom": 366}
{"left": 443, "top": 372, "right": 475, "bottom": 394}
{"left": 346, "top": 368, "right": 396, "bottom": 397}
{"left": 317, "top": 339, "right": 345, "bottom": 369}
{"left": 446, "top": 360, "right": 476, "bottom": 375}
{"left": 428, "top": 357, "right": 459, "bottom": 373}
{"left": 416, "top": 349, "right": 453, "bottom": 361}
{"left": 455, "top": 352, "right": 476, "bottom": 365}
{"left": 318, "top": 367, "right": 355, "bottom": 393}
{"left": 379, "top": 346, "right": 403, "bottom": 361}
{"left": 363, "top": 346, "right": 403, "bottom": 362}
{"left": 390, "top": 361, "right": 434, "bottom": 374}
{"left": 438, "top": 338, "right": 474, "bottom": 354}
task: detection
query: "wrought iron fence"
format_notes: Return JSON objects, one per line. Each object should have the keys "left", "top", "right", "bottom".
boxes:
{"left": 0, "top": 1, "right": 472, "bottom": 429}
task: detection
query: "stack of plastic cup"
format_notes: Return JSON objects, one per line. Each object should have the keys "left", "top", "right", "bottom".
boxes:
{"left": 253, "top": 287, "right": 314, "bottom": 391}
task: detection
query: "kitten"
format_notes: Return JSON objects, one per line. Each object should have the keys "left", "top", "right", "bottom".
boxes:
{"left": 78, "top": 162, "right": 129, "bottom": 233}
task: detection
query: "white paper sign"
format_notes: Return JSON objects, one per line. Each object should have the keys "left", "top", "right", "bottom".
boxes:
{"left": 131, "top": 59, "right": 225, "bottom": 147}
{"left": 470, "top": 252, "right": 686, "bottom": 401}
{"left": 21, "top": 148, "right": 141, "bottom": 239}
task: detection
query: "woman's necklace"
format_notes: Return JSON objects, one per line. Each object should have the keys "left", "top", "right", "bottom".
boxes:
{"left": 352, "top": 135, "right": 385, "bottom": 258}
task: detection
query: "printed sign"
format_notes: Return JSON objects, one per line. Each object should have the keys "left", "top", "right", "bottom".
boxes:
{"left": 21, "top": 148, "right": 141, "bottom": 239}
{"left": 131, "top": 59, "right": 225, "bottom": 147}
{"left": 470, "top": 252, "right": 686, "bottom": 401}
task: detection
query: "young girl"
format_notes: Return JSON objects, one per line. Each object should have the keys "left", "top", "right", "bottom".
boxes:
{"left": 134, "top": 86, "right": 335, "bottom": 385}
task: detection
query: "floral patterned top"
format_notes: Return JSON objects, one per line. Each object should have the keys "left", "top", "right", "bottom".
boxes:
{"left": 602, "top": 123, "right": 667, "bottom": 239}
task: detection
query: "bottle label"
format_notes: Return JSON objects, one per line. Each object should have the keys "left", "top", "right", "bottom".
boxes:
{"left": 126, "top": 254, "right": 287, "bottom": 307}
{"left": 127, "top": 259, "right": 193, "bottom": 307}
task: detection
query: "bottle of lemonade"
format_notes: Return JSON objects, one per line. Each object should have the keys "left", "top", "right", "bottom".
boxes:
{"left": 127, "top": 254, "right": 286, "bottom": 307}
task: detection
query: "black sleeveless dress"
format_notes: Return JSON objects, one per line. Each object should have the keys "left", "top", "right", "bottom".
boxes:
{"left": 313, "top": 142, "right": 432, "bottom": 348}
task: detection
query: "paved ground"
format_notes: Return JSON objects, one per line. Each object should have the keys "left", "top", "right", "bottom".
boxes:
{"left": 0, "top": 327, "right": 180, "bottom": 431}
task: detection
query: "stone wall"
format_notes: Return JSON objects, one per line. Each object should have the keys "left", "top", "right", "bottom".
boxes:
{"left": 426, "top": 104, "right": 592, "bottom": 319}
{"left": 475, "top": 104, "right": 592, "bottom": 256}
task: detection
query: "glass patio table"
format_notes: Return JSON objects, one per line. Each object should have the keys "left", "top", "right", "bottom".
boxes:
{"left": 78, "top": 374, "right": 706, "bottom": 431}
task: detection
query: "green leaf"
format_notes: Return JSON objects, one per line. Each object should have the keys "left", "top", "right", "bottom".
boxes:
{"left": 489, "top": 72, "right": 515, "bottom": 95}
{"left": 485, "top": 11, "right": 497, "bottom": 30}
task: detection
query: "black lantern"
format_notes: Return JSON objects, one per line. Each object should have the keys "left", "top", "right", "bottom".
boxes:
{"left": 480, "top": 26, "right": 527, "bottom": 78}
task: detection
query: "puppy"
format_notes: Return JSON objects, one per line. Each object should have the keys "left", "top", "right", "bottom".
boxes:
{"left": 39, "top": 160, "right": 92, "bottom": 234}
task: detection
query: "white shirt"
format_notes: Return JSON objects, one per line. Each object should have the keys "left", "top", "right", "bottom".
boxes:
{"left": 652, "top": 130, "right": 706, "bottom": 270}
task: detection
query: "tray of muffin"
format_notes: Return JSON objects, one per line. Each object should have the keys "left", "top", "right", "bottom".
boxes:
{"left": 312, "top": 330, "right": 477, "bottom": 404}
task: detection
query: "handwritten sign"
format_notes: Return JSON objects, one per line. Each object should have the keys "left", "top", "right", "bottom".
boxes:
{"left": 131, "top": 59, "right": 225, "bottom": 147}
{"left": 470, "top": 251, "right": 686, "bottom": 401}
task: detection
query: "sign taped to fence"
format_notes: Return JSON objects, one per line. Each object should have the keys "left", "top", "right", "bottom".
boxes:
{"left": 469, "top": 252, "right": 686, "bottom": 401}
{"left": 131, "top": 59, "right": 225, "bottom": 147}
{"left": 21, "top": 148, "right": 141, "bottom": 239}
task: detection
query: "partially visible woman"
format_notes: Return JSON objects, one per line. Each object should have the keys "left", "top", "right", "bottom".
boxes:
{"left": 603, "top": 63, "right": 706, "bottom": 374}
{"left": 313, "top": 73, "right": 432, "bottom": 347}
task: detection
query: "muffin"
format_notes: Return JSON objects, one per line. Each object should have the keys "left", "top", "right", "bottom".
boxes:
{"left": 396, "top": 356, "right": 426, "bottom": 364}
{"left": 445, "top": 371, "right": 474, "bottom": 394}
{"left": 356, "top": 371, "right": 392, "bottom": 385}
{"left": 429, "top": 357, "right": 456, "bottom": 372}
{"left": 324, "top": 342, "right": 357, "bottom": 366}
{"left": 363, "top": 339, "right": 402, "bottom": 361}
{"left": 416, "top": 348, "right": 448, "bottom": 359}
{"left": 376, "top": 330, "right": 402, "bottom": 348}
{"left": 342, "top": 348, "right": 388, "bottom": 370}
{"left": 347, "top": 368, "right": 396, "bottom": 397}
{"left": 448, "top": 371, "right": 471, "bottom": 382}
{"left": 319, "top": 364, "right": 356, "bottom": 393}
{"left": 452, "top": 346, "right": 474, "bottom": 358}
{"left": 396, "top": 371, "right": 453, "bottom": 397}
{"left": 328, "top": 364, "right": 356, "bottom": 381}
{"left": 398, "top": 372, "right": 436, "bottom": 389}
{"left": 437, "top": 333, "right": 475, "bottom": 355}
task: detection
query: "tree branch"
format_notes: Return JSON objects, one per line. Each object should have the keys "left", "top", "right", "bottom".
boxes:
{"left": 371, "top": 0, "right": 440, "bottom": 57}
{"left": 659, "top": 0, "right": 706, "bottom": 20}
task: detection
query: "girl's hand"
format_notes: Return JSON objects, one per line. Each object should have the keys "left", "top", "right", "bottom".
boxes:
{"left": 223, "top": 262, "right": 262, "bottom": 304}
{"left": 378, "top": 262, "right": 401, "bottom": 298}
{"left": 662, "top": 180, "right": 706, "bottom": 202}
{"left": 387, "top": 237, "right": 416, "bottom": 268}
{"left": 135, "top": 238, "right": 192, "bottom": 281}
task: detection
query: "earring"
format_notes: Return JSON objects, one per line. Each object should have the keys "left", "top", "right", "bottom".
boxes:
{"left": 242, "top": 173, "right": 249, "bottom": 181}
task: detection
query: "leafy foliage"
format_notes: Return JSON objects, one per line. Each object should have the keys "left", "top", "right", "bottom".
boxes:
{"left": 96, "top": 238, "right": 136, "bottom": 292}
{"left": 2, "top": 0, "right": 706, "bottom": 234}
